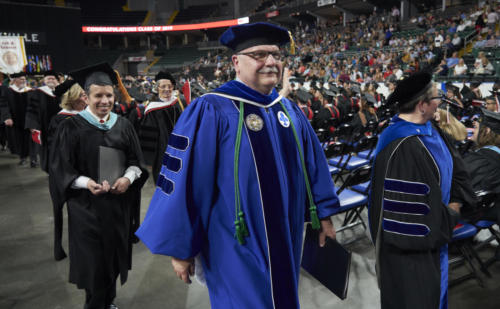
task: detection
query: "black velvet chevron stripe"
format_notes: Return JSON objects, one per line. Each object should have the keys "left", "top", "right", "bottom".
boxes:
{"left": 157, "top": 174, "right": 174, "bottom": 195}
{"left": 168, "top": 133, "right": 189, "bottom": 151}
{"left": 162, "top": 152, "right": 181, "bottom": 173}
{"left": 383, "top": 198, "right": 430, "bottom": 215}
{"left": 384, "top": 178, "right": 430, "bottom": 195}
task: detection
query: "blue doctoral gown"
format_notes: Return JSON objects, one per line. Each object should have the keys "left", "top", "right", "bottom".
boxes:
{"left": 136, "top": 80, "right": 340, "bottom": 308}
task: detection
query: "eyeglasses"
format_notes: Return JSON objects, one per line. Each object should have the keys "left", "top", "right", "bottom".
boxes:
{"left": 158, "top": 85, "right": 174, "bottom": 90}
{"left": 429, "top": 96, "right": 443, "bottom": 102}
{"left": 237, "top": 50, "right": 283, "bottom": 62}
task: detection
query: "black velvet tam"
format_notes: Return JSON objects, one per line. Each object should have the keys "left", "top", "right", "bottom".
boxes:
{"left": 219, "top": 22, "right": 290, "bottom": 52}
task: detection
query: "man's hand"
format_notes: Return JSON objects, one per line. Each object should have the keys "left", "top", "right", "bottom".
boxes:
{"left": 279, "top": 67, "right": 292, "bottom": 98}
{"left": 4, "top": 119, "right": 13, "bottom": 127}
{"left": 318, "top": 217, "right": 336, "bottom": 247}
{"left": 87, "top": 179, "right": 110, "bottom": 195}
{"left": 449, "top": 202, "right": 461, "bottom": 214}
{"left": 172, "top": 257, "right": 195, "bottom": 284}
{"left": 110, "top": 177, "right": 131, "bottom": 194}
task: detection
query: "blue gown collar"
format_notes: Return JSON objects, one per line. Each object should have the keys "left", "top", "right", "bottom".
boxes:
{"left": 213, "top": 80, "right": 281, "bottom": 107}
{"left": 374, "top": 115, "right": 433, "bottom": 157}
{"left": 79, "top": 109, "right": 118, "bottom": 131}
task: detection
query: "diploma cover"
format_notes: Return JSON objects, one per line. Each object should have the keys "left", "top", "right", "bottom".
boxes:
{"left": 98, "top": 146, "right": 126, "bottom": 184}
{"left": 301, "top": 223, "right": 352, "bottom": 300}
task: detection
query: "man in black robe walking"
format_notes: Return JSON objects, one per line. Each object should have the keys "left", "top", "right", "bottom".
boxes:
{"left": 49, "top": 63, "right": 148, "bottom": 309}
{"left": 25, "top": 70, "right": 60, "bottom": 171}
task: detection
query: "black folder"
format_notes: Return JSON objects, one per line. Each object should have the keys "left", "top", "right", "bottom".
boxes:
{"left": 301, "top": 223, "right": 352, "bottom": 300}
{"left": 98, "top": 146, "right": 126, "bottom": 185}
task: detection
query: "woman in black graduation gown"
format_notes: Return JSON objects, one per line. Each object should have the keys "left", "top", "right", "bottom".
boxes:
{"left": 463, "top": 109, "right": 500, "bottom": 255}
{"left": 350, "top": 94, "right": 378, "bottom": 135}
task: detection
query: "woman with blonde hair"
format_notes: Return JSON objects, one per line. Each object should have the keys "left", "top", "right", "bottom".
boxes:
{"left": 47, "top": 80, "right": 86, "bottom": 150}
{"left": 46, "top": 79, "right": 87, "bottom": 261}
{"left": 434, "top": 107, "right": 468, "bottom": 141}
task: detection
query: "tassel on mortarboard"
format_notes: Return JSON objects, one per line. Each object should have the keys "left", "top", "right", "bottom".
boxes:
{"left": 288, "top": 31, "right": 295, "bottom": 55}
{"left": 114, "top": 70, "right": 132, "bottom": 106}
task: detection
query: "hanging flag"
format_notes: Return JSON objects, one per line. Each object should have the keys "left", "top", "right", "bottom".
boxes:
{"left": 182, "top": 79, "right": 191, "bottom": 105}
{"left": 0, "top": 36, "right": 28, "bottom": 74}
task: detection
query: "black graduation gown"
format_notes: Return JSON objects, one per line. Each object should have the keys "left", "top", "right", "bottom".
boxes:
{"left": 127, "top": 104, "right": 145, "bottom": 135}
{"left": 0, "top": 87, "right": 31, "bottom": 157}
{"left": 350, "top": 110, "right": 377, "bottom": 135}
{"left": 26, "top": 88, "right": 61, "bottom": 172}
{"left": 369, "top": 130, "right": 472, "bottom": 309}
{"left": 313, "top": 104, "right": 340, "bottom": 131}
{"left": 0, "top": 86, "right": 7, "bottom": 147}
{"left": 463, "top": 148, "right": 500, "bottom": 224}
{"left": 49, "top": 115, "right": 148, "bottom": 290}
{"left": 139, "top": 100, "right": 182, "bottom": 182}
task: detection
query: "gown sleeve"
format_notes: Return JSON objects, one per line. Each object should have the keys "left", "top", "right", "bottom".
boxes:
{"left": 48, "top": 118, "right": 80, "bottom": 260}
{"left": 138, "top": 111, "right": 159, "bottom": 166}
{"left": 25, "top": 91, "right": 41, "bottom": 130}
{"left": 289, "top": 100, "right": 340, "bottom": 219}
{"left": 375, "top": 137, "right": 459, "bottom": 251}
{"left": 136, "top": 97, "right": 221, "bottom": 259}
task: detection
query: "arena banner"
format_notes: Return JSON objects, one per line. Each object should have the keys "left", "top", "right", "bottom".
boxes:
{"left": 0, "top": 36, "right": 27, "bottom": 74}
{"left": 82, "top": 17, "right": 249, "bottom": 33}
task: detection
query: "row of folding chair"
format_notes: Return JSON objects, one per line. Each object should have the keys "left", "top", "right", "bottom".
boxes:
{"left": 449, "top": 190, "right": 500, "bottom": 287}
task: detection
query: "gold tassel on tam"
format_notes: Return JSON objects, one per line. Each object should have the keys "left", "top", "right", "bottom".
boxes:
{"left": 288, "top": 31, "right": 295, "bottom": 55}
{"left": 114, "top": 70, "right": 132, "bottom": 106}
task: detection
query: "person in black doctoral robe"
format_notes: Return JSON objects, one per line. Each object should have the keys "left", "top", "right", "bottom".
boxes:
{"left": 369, "top": 72, "right": 473, "bottom": 309}
{"left": 25, "top": 70, "right": 60, "bottom": 171}
{"left": 49, "top": 63, "right": 148, "bottom": 309}
{"left": 0, "top": 72, "right": 32, "bottom": 165}
{"left": 463, "top": 108, "right": 500, "bottom": 259}
{"left": 139, "top": 71, "right": 184, "bottom": 182}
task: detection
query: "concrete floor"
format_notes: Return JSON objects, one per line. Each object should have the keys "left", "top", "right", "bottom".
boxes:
{"left": 0, "top": 151, "right": 499, "bottom": 309}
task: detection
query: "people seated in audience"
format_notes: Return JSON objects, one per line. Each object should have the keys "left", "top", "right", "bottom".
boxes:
{"left": 454, "top": 58, "right": 468, "bottom": 75}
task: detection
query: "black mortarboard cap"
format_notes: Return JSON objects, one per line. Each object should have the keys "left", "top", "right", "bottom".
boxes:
{"left": 10, "top": 72, "right": 26, "bottom": 78}
{"left": 155, "top": 71, "right": 176, "bottom": 86}
{"left": 70, "top": 62, "right": 117, "bottom": 90}
{"left": 329, "top": 84, "right": 339, "bottom": 93}
{"left": 364, "top": 94, "right": 376, "bottom": 105}
{"left": 481, "top": 108, "right": 500, "bottom": 134}
{"left": 386, "top": 71, "right": 432, "bottom": 107}
{"left": 351, "top": 84, "right": 361, "bottom": 94}
{"left": 220, "top": 22, "right": 290, "bottom": 52}
{"left": 43, "top": 70, "right": 57, "bottom": 77}
{"left": 470, "top": 81, "right": 481, "bottom": 88}
{"left": 322, "top": 89, "right": 336, "bottom": 98}
{"left": 296, "top": 89, "right": 312, "bottom": 102}
{"left": 54, "top": 79, "right": 77, "bottom": 98}
{"left": 128, "top": 87, "right": 148, "bottom": 103}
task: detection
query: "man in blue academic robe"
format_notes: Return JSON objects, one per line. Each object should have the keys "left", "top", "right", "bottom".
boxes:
{"left": 136, "top": 22, "right": 340, "bottom": 308}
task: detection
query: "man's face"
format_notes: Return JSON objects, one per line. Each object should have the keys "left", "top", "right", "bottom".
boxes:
{"left": 86, "top": 85, "right": 114, "bottom": 118}
{"left": 158, "top": 79, "right": 174, "bottom": 101}
{"left": 485, "top": 99, "right": 497, "bottom": 112}
{"left": 232, "top": 44, "right": 283, "bottom": 95}
{"left": 44, "top": 75, "right": 59, "bottom": 89}
{"left": 13, "top": 76, "right": 26, "bottom": 88}
{"left": 422, "top": 86, "right": 440, "bottom": 121}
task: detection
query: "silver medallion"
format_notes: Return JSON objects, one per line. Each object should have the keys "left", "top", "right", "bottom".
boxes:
{"left": 245, "top": 113, "right": 264, "bottom": 132}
